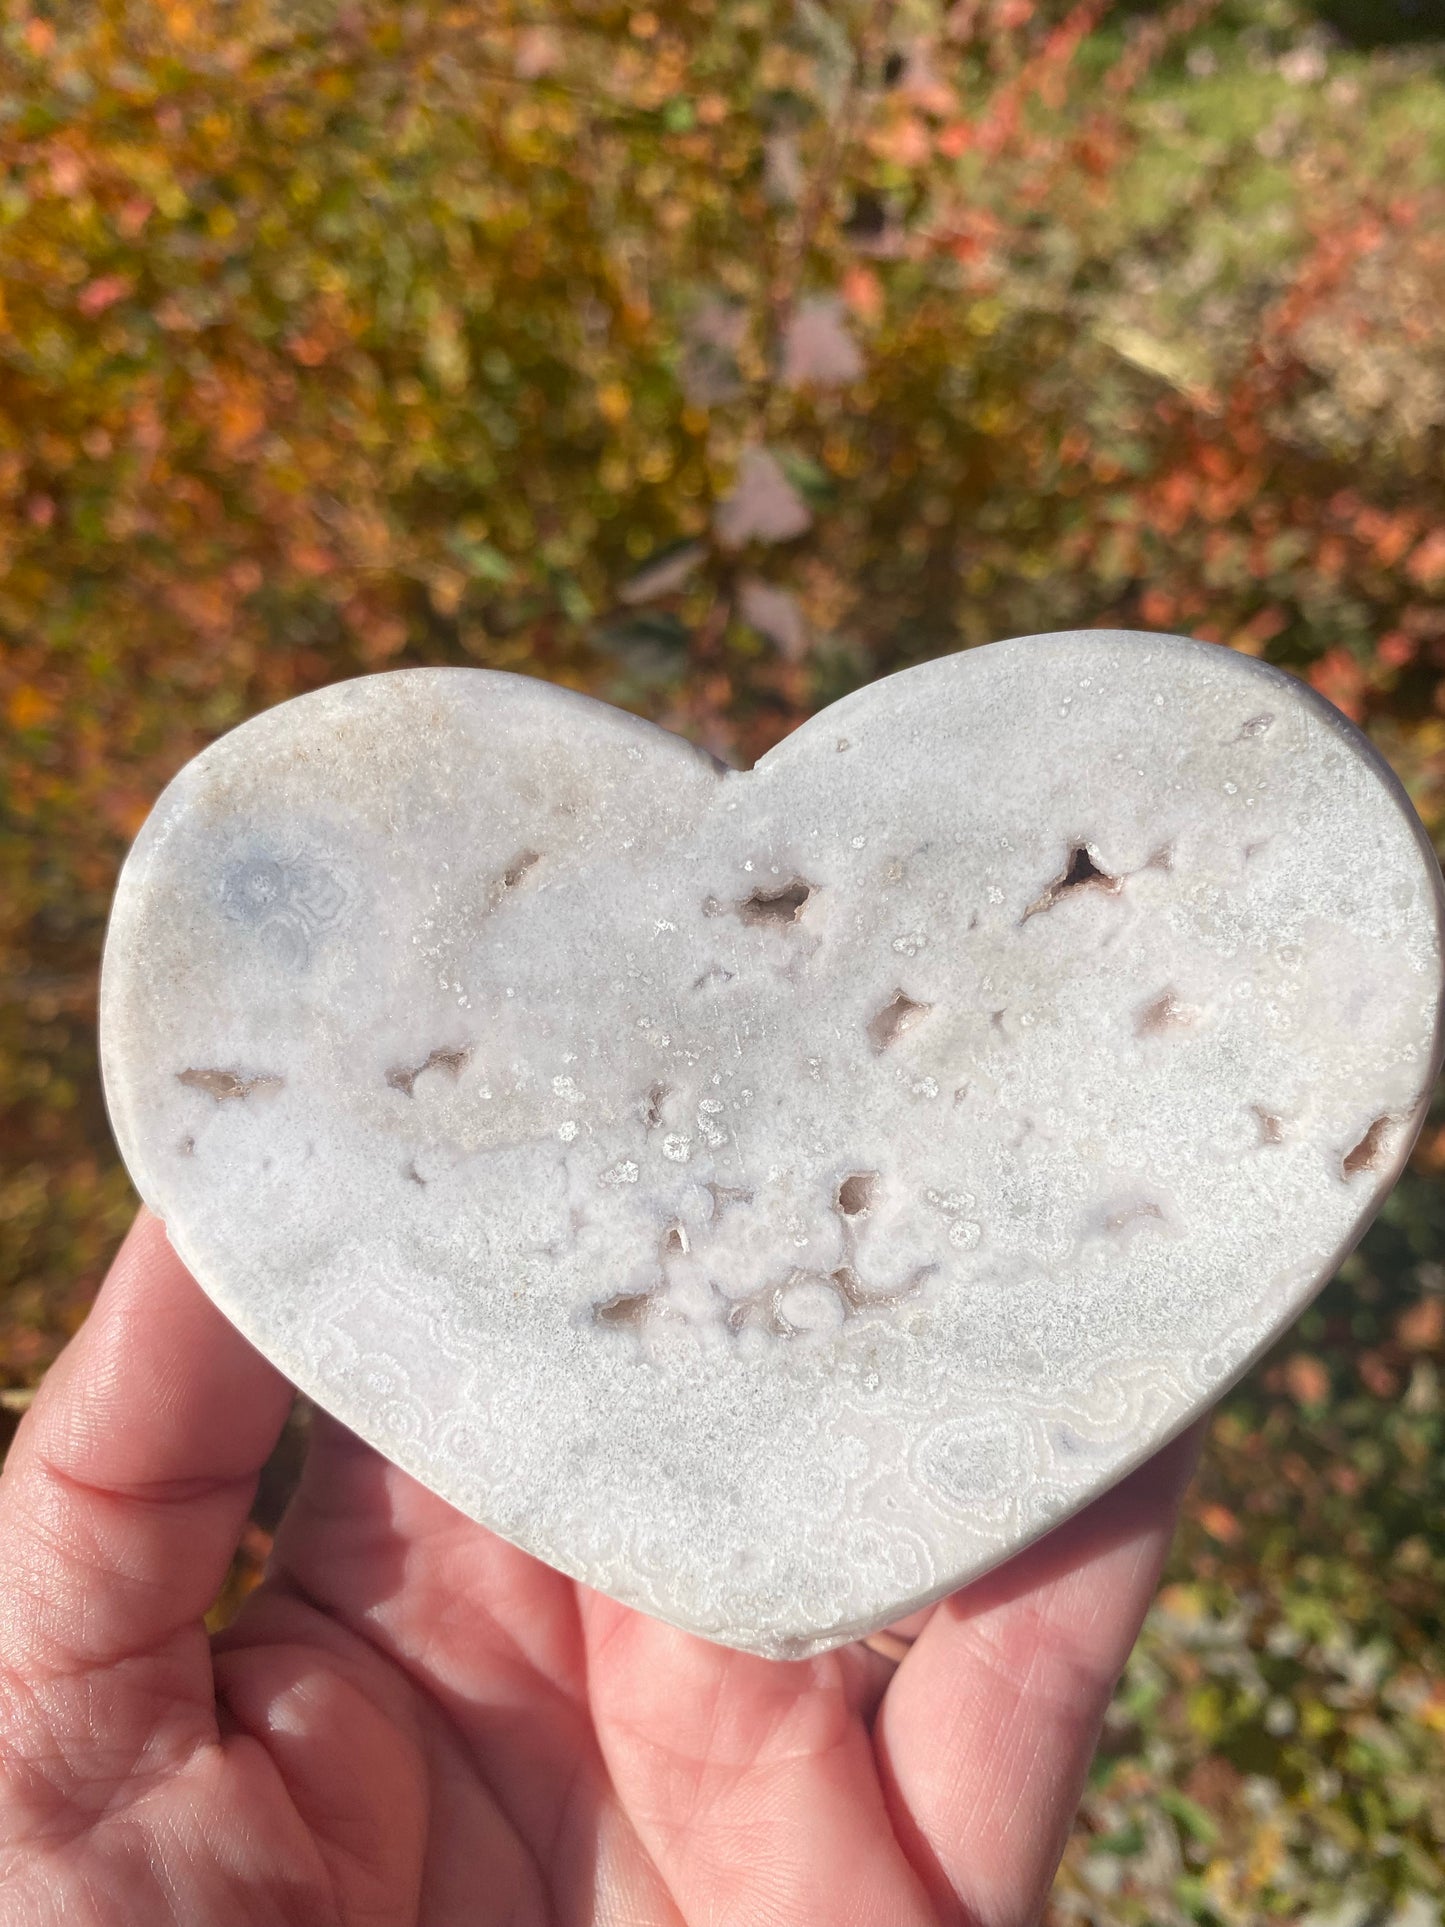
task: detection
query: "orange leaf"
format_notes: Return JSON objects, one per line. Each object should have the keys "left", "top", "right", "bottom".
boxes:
{"left": 1283, "top": 1352, "right": 1330, "bottom": 1407}
{"left": 1376, "top": 631, "right": 1416, "bottom": 671}
{"left": 288, "top": 542, "right": 337, "bottom": 578}
{"left": 1412, "top": 1123, "right": 1445, "bottom": 1174}
{"left": 841, "top": 264, "right": 883, "bottom": 323}
{"left": 1140, "top": 587, "right": 1175, "bottom": 628}
{"left": 1407, "top": 529, "right": 1445, "bottom": 587}
{"left": 7, "top": 683, "right": 54, "bottom": 728}
{"left": 1397, "top": 1296, "right": 1445, "bottom": 1352}
{"left": 1196, "top": 1502, "right": 1241, "bottom": 1545}
{"left": 215, "top": 385, "right": 267, "bottom": 455}
{"left": 869, "top": 114, "right": 931, "bottom": 170}
{"left": 1308, "top": 647, "right": 1367, "bottom": 722}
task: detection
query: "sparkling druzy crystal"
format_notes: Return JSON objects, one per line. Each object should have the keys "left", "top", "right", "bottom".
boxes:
{"left": 99, "top": 632, "right": 1445, "bottom": 1656}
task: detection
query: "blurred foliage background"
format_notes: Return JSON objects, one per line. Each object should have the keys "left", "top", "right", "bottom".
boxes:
{"left": 3, "top": 0, "right": 1445, "bottom": 1917}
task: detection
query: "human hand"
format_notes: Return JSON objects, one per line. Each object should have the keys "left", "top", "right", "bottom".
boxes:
{"left": 0, "top": 1209, "right": 1199, "bottom": 1926}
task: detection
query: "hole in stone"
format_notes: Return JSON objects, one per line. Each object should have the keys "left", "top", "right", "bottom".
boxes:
{"left": 1105, "top": 1200, "right": 1166, "bottom": 1234}
{"left": 738, "top": 878, "right": 815, "bottom": 927}
{"left": 693, "top": 964, "right": 735, "bottom": 990}
{"left": 643, "top": 1083, "right": 670, "bottom": 1129}
{"left": 836, "top": 1171, "right": 878, "bottom": 1216}
{"left": 845, "top": 1262, "right": 937, "bottom": 1309}
{"left": 1240, "top": 713, "right": 1274, "bottom": 739}
{"left": 1343, "top": 1116, "right": 1393, "bottom": 1179}
{"left": 178, "top": 1135, "right": 195, "bottom": 1156}
{"left": 404, "top": 1161, "right": 427, "bottom": 1186}
{"left": 594, "top": 1291, "right": 652, "bottom": 1329}
{"left": 1253, "top": 1106, "right": 1284, "bottom": 1145}
{"left": 1023, "top": 843, "right": 1121, "bottom": 920}
{"left": 1136, "top": 990, "right": 1194, "bottom": 1036}
{"left": 386, "top": 1045, "right": 472, "bottom": 1098}
{"left": 1064, "top": 845, "right": 1111, "bottom": 888}
{"left": 663, "top": 1223, "right": 689, "bottom": 1254}
{"left": 868, "top": 991, "right": 931, "bottom": 1051}
{"left": 708, "top": 1181, "right": 754, "bottom": 1218}
{"left": 176, "top": 1067, "right": 284, "bottom": 1102}
{"left": 832, "top": 1265, "right": 863, "bottom": 1309}
{"left": 501, "top": 850, "right": 541, "bottom": 890}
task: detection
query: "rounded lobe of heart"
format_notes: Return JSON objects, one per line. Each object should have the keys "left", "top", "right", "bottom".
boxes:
{"left": 98, "top": 633, "right": 1445, "bottom": 1657}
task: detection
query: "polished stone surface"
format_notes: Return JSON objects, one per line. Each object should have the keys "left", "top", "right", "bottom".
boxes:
{"left": 99, "top": 633, "right": 1445, "bottom": 1656}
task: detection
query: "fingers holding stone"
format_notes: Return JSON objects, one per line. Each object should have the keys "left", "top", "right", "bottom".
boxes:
{"left": 579, "top": 1592, "right": 943, "bottom": 1927}
{"left": 872, "top": 1424, "right": 1204, "bottom": 1927}
{"left": 265, "top": 1409, "right": 597, "bottom": 1704}
{"left": 0, "top": 1207, "right": 294, "bottom": 1681}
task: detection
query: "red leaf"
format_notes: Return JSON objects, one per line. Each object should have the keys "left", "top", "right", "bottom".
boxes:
{"left": 77, "top": 275, "right": 132, "bottom": 317}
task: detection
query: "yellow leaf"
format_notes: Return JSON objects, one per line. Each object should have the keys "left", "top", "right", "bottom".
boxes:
{"left": 598, "top": 381, "right": 631, "bottom": 425}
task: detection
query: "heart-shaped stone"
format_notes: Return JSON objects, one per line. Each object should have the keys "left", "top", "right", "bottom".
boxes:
{"left": 100, "top": 631, "right": 1444, "bottom": 1657}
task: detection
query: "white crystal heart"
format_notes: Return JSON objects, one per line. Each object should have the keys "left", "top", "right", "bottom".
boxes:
{"left": 100, "top": 632, "right": 1444, "bottom": 1657}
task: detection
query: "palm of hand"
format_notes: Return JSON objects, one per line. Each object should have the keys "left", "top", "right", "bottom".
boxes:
{"left": 0, "top": 1215, "right": 1196, "bottom": 1927}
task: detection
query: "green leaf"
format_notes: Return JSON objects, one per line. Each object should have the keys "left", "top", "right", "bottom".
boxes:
{"left": 447, "top": 536, "right": 514, "bottom": 585}
{"left": 1092, "top": 1817, "right": 1146, "bottom": 1857}
{"left": 1160, "top": 1788, "right": 1220, "bottom": 1847}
